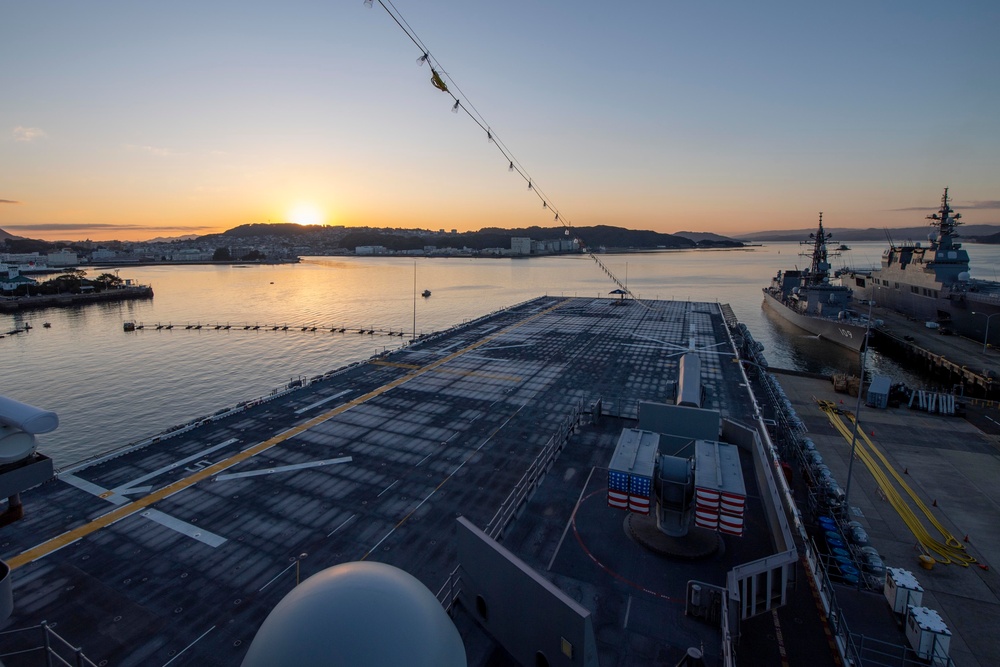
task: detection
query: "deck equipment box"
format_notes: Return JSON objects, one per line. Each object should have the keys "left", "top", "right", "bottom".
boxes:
{"left": 884, "top": 567, "right": 923, "bottom": 614}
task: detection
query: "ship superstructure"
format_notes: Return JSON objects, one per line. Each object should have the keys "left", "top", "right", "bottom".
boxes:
{"left": 763, "top": 214, "right": 873, "bottom": 351}
{"left": 846, "top": 188, "right": 1000, "bottom": 344}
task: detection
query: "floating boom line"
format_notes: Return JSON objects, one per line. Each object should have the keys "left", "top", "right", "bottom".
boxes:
{"left": 365, "top": 0, "right": 637, "bottom": 300}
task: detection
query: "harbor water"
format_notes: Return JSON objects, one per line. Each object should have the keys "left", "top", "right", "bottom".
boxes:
{"left": 7, "top": 241, "right": 1000, "bottom": 466}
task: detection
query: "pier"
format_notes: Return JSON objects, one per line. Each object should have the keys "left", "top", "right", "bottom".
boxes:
{"left": 770, "top": 370, "right": 1000, "bottom": 667}
{"left": 870, "top": 304, "right": 1000, "bottom": 397}
{"left": 0, "top": 285, "right": 154, "bottom": 313}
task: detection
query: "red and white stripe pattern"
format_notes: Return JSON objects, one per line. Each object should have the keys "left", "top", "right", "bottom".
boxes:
{"left": 695, "top": 486, "right": 746, "bottom": 535}
{"left": 628, "top": 474, "right": 652, "bottom": 515}
{"left": 608, "top": 470, "right": 630, "bottom": 509}
{"left": 695, "top": 507, "right": 719, "bottom": 530}
{"left": 719, "top": 512, "right": 744, "bottom": 536}
{"left": 628, "top": 495, "right": 650, "bottom": 514}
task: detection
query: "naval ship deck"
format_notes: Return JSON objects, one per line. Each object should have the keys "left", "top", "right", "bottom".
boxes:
{"left": 1, "top": 296, "right": 829, "bottom": 666}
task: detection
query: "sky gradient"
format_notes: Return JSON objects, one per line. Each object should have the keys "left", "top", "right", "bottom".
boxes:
{"left": 3, "top": 1, "right": 999, "bottom": 242}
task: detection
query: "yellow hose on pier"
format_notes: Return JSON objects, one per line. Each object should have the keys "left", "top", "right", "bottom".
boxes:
{"left": 817, "top": 400, "right": 976, "bottom": 567}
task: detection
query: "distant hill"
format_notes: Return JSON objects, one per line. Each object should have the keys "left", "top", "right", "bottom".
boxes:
{"left": 740, "top": 224, "right": 1000, "bottom": 243}
{"left": 1, "top": 228, "right": 53, "bottom": 254}
{"left": 210, "top": 223, "right": 744, "bottom": 251}
{"left": 145, "top": 233, "right": 200, "bottom": 243}
{"left": 671, "top": 231, "right": 739, "bottom": 244}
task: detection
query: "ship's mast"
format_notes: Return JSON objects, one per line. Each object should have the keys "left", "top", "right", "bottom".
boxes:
{"left": 927, "top": 187, "right": 962, "bottom": 250}
{"left": 807, "top": 212, "right": 832, "bottom": 284}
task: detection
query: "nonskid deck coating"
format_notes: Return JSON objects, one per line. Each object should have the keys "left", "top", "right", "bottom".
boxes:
{"left": 3, "top": 296, "right": 796, "bottom": 666}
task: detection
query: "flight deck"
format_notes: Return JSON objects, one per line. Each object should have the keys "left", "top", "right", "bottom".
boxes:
{"left": 2, "top": 296, "right": 828, "bottom": 666}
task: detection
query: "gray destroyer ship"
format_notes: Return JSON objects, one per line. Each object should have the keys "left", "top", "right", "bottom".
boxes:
{"left": 844, "top": 188, "right": 1000, "bottom": 346}
{"left": 762, "top": 214, "right": 873, "bottom": 352}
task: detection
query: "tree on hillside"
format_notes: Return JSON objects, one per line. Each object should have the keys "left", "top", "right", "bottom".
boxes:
{"left": 44, "top": 269, "right": 87, "bottom": 293}
{"left": 213, "top": 247, "right": 232, "bottom": 261}
{"left": 93, "top": 272, "right": 124, "bottom": 290}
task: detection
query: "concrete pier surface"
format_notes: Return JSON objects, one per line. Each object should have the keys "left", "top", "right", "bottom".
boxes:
{"left": 773, "top": 370, "right": 1000, "bottom": 667}
{"left": 870, "top": 303, "right": 1000, "bottom": 396}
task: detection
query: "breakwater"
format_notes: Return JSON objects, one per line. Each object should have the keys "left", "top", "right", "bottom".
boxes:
{"left": 0, "top": 286, "right": 154, "bottom": 312}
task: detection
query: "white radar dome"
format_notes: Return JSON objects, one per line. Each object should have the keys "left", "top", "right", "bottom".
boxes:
{"left": 958, "top": 272, "right": 970, "bottom": 282}
{"left": 241, "top": 561, "right": 467, "bottom": 667}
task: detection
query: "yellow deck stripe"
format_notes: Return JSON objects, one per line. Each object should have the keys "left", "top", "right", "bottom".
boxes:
{"left": 8, "top": 300, "right": 564, "bottom": 570}
{"left": 369, "top": 360, "right": 422, "bottom": 369}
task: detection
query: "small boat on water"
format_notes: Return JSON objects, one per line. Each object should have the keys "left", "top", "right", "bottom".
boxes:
{"left": 422, "top": 289, "right": 431, "bottom": 298}
{"left": 762, "top": 213, "right": 876, "bottom": 352}
{"left": 123, "top": 321, "right": 136, "bottom": 332}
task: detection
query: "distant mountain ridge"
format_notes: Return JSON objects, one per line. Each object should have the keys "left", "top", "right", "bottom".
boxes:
{"left": 741, "top": 224, "right": 1000, "bottom": 243}
{"left": 0, "top": 223, "right": 747, "bottom": 251}
{"left": 209, "top": 223, "right": 744, "bottom": 250}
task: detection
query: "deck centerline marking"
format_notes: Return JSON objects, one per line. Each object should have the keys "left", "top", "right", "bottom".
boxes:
{"left": 214, "top": 456, "right": 353, "bottom": 481}
{"left": 8, "top": 299, "right": 567, "bottom": 570}
{"left": 113, "top": 437, "right": 239, "bottom": 494}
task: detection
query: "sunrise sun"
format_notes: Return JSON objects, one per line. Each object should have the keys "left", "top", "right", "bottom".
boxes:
{"left": 287, "top": 204, "right": 325, "bottom": 226}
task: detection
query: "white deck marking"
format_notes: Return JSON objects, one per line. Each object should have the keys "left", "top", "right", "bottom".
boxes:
{"left": 294, "top": 389, "right": 352, "bottom": 415}
{"left": 258, "top": 561, "right": 296, "bottom": 592}
{"left": 117, "top": 485, "right": 152, "bottom": 496}
{"left": 140, "top": 509, "right": 227, "bottom": 547}
{"left": 61, "top": 473, "right": 126, "bottom": 505}
{"left": 327, "top": 513, "right": 357, "bottom": 538}
{"left": 377, "top": 479, "right": 399, "bottom": 497}
{"left": 113, "top": 438, "right": 239, "bottom": 495}
{"left": 161, "top": 625, "right": 216, "bottom": 667}
{"left": 214, "top": 456, "right": 352, "bottom": 481}
{"left": 548, "top": 466, "right": 596, "bottom": 571}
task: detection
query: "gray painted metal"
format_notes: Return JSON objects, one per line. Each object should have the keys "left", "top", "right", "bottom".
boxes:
{"left": 866, "top": 375, "right": 891, "bottom": 409}
{"left": 455, "top": 516, "right": 598, "bottom": 667}
{"left": 638, "top": 401, "right": 720, "bottom": 444}
{"left": 0, "top": 453, "right": 53, "bottom": 499}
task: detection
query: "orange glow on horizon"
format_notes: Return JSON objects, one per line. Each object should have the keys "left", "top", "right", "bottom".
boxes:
{"left": 286, "top": 204, "right": 326, "bottom": 227}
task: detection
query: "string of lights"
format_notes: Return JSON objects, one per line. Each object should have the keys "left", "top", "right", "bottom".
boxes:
{"left": 365, "top": 0, "right": 639, "bottom": 300}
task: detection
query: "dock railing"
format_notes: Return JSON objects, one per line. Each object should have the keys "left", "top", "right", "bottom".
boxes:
{"left": 805, "top": 534, "right": 954, "bottom": 667}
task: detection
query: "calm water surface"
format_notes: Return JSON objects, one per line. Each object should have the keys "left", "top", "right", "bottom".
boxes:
{"left": 8, "top": 241, "right": 1000, "bottom": 466}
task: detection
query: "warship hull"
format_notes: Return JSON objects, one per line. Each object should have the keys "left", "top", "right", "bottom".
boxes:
{"left": 762, "top": 290, "right": 867, "bottom": 352}
{"left": 843, "top": 188, "right": 1000, "bottom": 347}
{"left": 847, "top": 273, "right": 1000, "bottom": 345}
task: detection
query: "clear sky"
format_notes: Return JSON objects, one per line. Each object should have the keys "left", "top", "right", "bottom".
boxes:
{"left": 2, "top": 1, "right": 998, "bottom": 242}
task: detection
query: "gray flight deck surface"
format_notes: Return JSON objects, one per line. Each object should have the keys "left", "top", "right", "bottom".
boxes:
{"left": 2, "top": 296, "right": 829, "bottom": 666}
